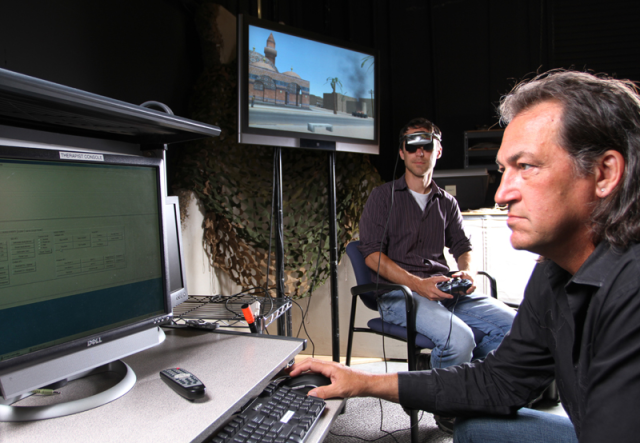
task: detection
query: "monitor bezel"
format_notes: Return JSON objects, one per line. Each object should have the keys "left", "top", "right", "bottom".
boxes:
{"left": 237, "top": 14, "right": 380, "bottom": 154}
{"left": 0, "top": 144, "right": 172, "bottom": 388}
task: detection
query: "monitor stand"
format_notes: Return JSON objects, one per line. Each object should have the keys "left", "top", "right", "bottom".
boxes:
{"left": 0, "top": 360, "right": 135, "bottom": 422}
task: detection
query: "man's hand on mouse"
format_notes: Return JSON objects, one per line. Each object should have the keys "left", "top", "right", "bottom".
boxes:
{"left": 287, "top": 358, "right": 399, "bottom": 403}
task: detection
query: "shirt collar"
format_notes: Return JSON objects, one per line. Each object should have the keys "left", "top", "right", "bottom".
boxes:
{"left": 571, "top": 242, "right": 621, "bottom": 288}
{"left": 395, "top": 174, "right": 443, "bottom": 198}
{"left": 545, "top": 242, "right": 621, "bottom": 290}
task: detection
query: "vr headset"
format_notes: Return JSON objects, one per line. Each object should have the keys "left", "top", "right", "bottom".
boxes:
{"left": 402, "top": 131, "right": 442, "bottom": 153}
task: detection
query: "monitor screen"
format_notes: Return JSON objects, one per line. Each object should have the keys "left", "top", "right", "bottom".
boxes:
{"left": 0, "top": 145, "right": 171, "bottom": 412}
{"left": 165, "top": 196, "right": 188, "bottom": 308}
{"left": 237, "top": 15, "right": 379, "bottom": 154}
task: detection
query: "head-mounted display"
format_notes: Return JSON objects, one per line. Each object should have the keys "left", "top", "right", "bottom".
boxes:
{"left": 402, "top": 132, "right": 442, "bottom": 153}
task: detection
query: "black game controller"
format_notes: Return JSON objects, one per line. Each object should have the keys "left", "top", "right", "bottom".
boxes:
{"left": 436, "top": 277, "right": 472, "bottom": 300}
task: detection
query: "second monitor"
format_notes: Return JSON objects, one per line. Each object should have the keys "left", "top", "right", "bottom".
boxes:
{"left": 164, "top": 196, "right": 189, "bottom": 309}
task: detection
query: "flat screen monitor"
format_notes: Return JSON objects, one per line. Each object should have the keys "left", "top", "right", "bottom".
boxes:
{"left": 165, "top": 196, "right": 188, "bottom": 308}
{"left": 237, "top": 14, "right": 379, "bottom": 154}
{"left": 0, "top": 145, "right": 171, "bottom": 421}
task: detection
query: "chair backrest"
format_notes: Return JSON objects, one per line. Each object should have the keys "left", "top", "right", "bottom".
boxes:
{"left": 345, "top": 241, "right": 380, "bottom": 311}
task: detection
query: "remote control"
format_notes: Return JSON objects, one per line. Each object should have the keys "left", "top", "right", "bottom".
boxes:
{"left": 436, "top": 277, "right": 472, "bottom": 297}
{"left": 160, "top": 368, "right": 206, "bottom": 400}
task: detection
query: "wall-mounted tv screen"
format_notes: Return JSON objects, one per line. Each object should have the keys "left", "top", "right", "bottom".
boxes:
{"left": 237, "top": 14, "right": 379, "bottom": 154}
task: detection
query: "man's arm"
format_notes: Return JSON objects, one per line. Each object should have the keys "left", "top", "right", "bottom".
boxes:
{"left": 451, "top": 250, "right": 477, "bottom": 294}
{"left": 288, "top": 358, "right": 399, "bottom": 402}
{"left": 455, "top": 250, "right": 473, "bottom": 274}
{"left": 364, "top": 251, "right": 452, "bottom": 301}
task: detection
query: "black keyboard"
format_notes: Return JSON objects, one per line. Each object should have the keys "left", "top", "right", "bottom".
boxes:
{"left": 211, "top": 380, "right": 326, "bottom": 443}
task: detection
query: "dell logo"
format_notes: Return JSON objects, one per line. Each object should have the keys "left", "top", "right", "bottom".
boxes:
{"left": 87, "top": 337, "right": 103, "bottom": 347}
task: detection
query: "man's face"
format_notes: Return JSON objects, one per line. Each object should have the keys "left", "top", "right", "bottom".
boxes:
{"left": 495, "top": 101, "right": 597, "bottom": 262}
{"left": 399, "top": 127, "right": 442, "bottom": 179}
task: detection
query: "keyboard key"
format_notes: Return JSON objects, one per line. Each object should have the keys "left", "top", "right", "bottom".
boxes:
{"left": 212, "top": 383, "right": 325, "bottom": 443}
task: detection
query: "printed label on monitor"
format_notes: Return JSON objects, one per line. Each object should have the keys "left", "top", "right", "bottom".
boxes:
{"left": 59, "top": 151, "right": 105, "bottom": 161}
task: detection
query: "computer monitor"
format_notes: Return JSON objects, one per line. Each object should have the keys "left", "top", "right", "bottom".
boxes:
{"left": 237, "top": 14, "right": 380, "bottom": 154}
{"left": 165, "top": 196, "right": 188, "bottom": 308}
{"left": 0, "top": 145, "right": 171, "bottom": 421}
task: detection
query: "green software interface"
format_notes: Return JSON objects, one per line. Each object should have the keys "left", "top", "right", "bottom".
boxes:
{"left": 0, "top": 157, "right": 165, "bottom": 361}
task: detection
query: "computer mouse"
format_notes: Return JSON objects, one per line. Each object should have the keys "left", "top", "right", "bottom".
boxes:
{"left": 283, "top": 373, "right": 331, "bottom": 395}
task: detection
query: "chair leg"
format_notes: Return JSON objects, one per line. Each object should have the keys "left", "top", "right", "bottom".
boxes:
{"left": 345, "top": 295, "right": 359, "bottom": 367}
{"left": 405, "top": 291, "right": 420, "bottom": 442}
{"left": 410, "top": 409, "right": 419, "bottom": 443}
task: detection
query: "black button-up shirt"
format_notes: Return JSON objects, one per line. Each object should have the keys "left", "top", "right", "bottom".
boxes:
{"left": 398, "top": 241, "right": 640, "bottom": 442}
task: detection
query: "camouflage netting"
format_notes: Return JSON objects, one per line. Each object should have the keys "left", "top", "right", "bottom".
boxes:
{"left": 172, "top": 28, "right": 383, "bottom": 299}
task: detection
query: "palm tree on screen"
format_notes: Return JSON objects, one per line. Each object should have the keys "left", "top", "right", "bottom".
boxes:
{"left": 325, "top": 77, "right": 342, "bottom": 114}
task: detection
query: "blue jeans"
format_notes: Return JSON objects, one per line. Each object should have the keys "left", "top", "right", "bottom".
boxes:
{"left": 377, "top": 290, "right": 515, "bottom": 368}
{"left": 454, "top": 408, "right": 578, "bottom": 443}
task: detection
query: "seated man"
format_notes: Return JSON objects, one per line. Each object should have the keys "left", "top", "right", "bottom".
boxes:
{"left": 358, "top": 117, "right": 515, "bottom": 368}
{"left": 292, "top": 70, "right": 640, "bottom": 442}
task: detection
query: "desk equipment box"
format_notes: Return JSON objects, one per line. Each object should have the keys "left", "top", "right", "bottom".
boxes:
{"left": 433, "top": 168, "right": 489, "bottom": 211}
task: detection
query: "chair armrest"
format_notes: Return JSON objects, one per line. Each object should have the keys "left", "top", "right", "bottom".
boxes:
{"left": 350, "top": 282, "right": 406, "bottom": 295}
{"left": 477, "top": 271, "right": 497, "bottom": 298}
{"left": 350, "top": 282, "right": 420, "bottom": 370}
{"left": 350, "top": 283, "right": 414, "bottom": 313}
{"left": 476, "top": 271, "right": 519, "bottom": 308}
{"left": 448, "top": 270, "right": 499, "bottom": 299}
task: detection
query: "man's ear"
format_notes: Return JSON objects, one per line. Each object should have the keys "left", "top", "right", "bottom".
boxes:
{"left": 435, "top": 142, "right": 443, "bottom": 159}
{"left": 595, "top": 150, "right": 625, "bottom": 197}
{"left": 399, "top": 147, "right": 405, "bottom": 161}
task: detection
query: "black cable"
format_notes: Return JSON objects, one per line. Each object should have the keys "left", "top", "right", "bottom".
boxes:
{"left": 373, "top": 177, "right": 430, "bottom": 440}
{"left": 373, "top": 149, "right": 402, "bottom": 373}
{"left": 374, "top": 145, "right": 456, "bottom": 371}
{"left": 292, "top": 298, "right": 316, "bottom": 357}
{"left": 328, "top": 402, "right": 426, "bottom": 443}
{"left": 373, "top": 148, "right": 402, "bottom": 286}
{"left": 432, "top": 296, "right": 459, "bottom": 369}
{"left": 295, "top": 292, "right": 313, "bottom": 338}
{"left": 294, "top": 209, "right": 327, "bottom": 356}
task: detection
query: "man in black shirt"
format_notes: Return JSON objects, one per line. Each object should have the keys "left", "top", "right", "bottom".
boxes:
{"left": 290, "top": 70, "right": 640, "bottom": 442}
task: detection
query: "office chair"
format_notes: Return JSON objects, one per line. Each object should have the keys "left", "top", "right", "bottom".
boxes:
{"left": 345, "top": 240, "right": 423, "bottom": 443}
{"left": 345, "top": 241, "right": 500, "bottom": 442}
{"left": 346, "top": 241, "right": 428, "bottom": 370}
{"left": 345, "top": 241, "right": 497, "bottom": 369}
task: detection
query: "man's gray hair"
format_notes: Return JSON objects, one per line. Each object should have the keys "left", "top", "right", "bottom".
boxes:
{"left": 498, "top": 70, "right": 640, "bottom": 247}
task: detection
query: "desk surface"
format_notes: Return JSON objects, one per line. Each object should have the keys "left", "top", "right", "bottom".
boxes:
{"left": 2, "top": 328, "right": 342, "bottom": 443}
{"left": 461, "top": 208, "right": 508, "bottom": 217}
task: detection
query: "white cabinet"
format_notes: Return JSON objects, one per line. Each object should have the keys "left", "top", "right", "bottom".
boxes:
{"left": 447, "top": 213, "right": 539, "bottom": 306}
